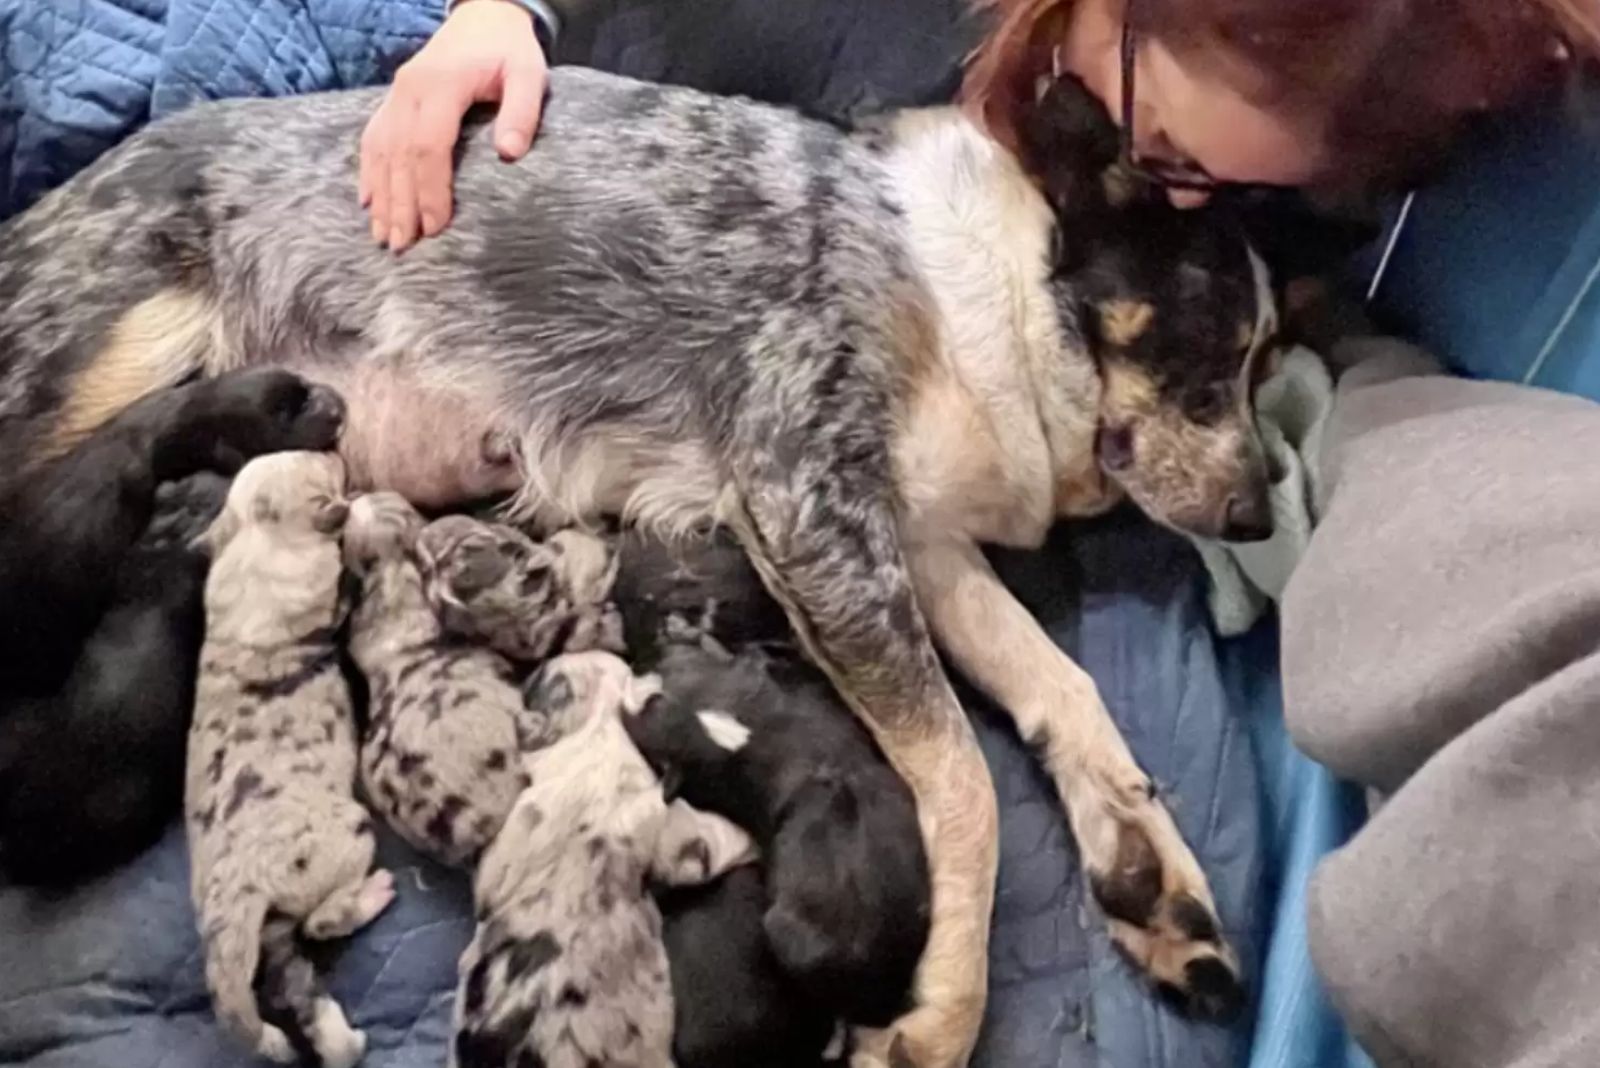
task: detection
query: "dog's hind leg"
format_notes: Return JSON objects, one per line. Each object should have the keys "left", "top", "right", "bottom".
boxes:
{"left": 906, "top": 536, "right": 1244, "bottom": 1021}
{"left": 726, "top": 436, "right": 995, "bottom": 1068}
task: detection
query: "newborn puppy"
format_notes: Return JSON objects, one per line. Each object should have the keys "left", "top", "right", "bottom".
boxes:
{"left": 659, "top": 864, "right": 838, "bottom": 1068}
{"left": 626, "top": 644, "right": 930, "bottom": 1029}
{"left": 0, "top": 369, "right": 343, "bottom": 696}
{"left": 0, "top": 473, "right": 227, "bottom": 886}
{"left": 453, "top": 651, "right": 752, "bottom": 1068}
{"left": 187, "top": 453, "right": 390, "bottom": 1068}
{"left": 419, "top": 516, "right": 623, "bottom": 664}
{"left": 344, "top": 492, "right": 545, "bottom": 867}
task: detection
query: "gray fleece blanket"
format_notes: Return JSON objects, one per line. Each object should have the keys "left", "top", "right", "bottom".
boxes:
{"left": 1280, "top": 339, "right": 1600, "bottom": 1067}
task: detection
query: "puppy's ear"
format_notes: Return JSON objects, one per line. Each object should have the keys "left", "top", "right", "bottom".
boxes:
{"left": 313, "top": 497, "right": 350, "bottom": 535}
{"left": 763, "top": 901, "right": 838, "bottom": 978}
{"left": 196, "top": 507, "right": 242, "bottom": 557}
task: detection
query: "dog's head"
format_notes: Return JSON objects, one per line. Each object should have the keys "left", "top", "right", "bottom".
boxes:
{"left": 343, "top": 491, "right": 425, "bottom": 575}
{"left": 419, "top": 517, "right": 623, "bottom": 661}
{"left": 163, "top": 369, "right": 346, "bottom": 479}
{"left": 1056, "top": 209, "right": 1280, "bottom": 541}
{"left": 201, "top": 451, "right": 349, "bottom": 555}
{"left": 1024, "top": 76, "right": 1283, "bottom": 542}
{"left": 522, "top": 650, "right": 659, "bottom": 738}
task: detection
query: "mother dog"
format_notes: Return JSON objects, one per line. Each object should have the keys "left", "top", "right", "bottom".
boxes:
{"left": 0, "top": 68, "right": 1276, "bottom": 1067}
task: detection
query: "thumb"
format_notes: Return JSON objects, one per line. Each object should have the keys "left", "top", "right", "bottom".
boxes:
{"left": 494, "top": 60, "right": 547, "bottom": 159}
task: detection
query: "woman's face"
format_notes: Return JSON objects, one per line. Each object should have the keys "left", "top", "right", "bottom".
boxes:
{"left": 1068, "top": 3, "right": 1331, "bottom": 204}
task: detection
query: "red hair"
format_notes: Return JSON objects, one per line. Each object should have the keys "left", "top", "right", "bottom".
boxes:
{"left": 962, "top": 0, "right": 1597, "bottom": 188}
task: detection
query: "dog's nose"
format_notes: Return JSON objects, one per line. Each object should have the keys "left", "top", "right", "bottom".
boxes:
{"left": 1220, "top": 490, "right": 1273, "bottom": 543}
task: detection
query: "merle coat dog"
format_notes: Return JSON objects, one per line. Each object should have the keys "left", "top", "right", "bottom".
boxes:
{"left": 0, "top": 67, "right": 1280, "bottom": 1065}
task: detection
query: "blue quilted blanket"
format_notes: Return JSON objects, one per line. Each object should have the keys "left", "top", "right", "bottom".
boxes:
{"left": 1, "top": 0, "right": 442, "bottom": 219}
{"left": 0, "top": 3, "right": 1267, "bottom": 1064}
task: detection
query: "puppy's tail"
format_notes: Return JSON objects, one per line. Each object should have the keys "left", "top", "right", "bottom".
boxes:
{"left": 257, "top": 914, "right": 368, "bottom": 1068}
{"left": 204, "top": 889, "right": 294, "bottom": 1062}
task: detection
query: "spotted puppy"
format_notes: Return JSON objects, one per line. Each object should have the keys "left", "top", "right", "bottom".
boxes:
{"left": 420, "top": 516, "right": 624, "bottom": 664}
{"left": 453, "top": 651, "right": 752, "bottom": 1068}
{"left": 187, "top": 452, "right": 391, "bottom": 1068}
{"left": 344, "top": 492, "right": 546, "bottom": 867}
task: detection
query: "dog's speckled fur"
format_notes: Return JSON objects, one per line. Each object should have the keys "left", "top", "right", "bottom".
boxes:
{"left": 453, "top": 651, "right": 752, "bottom": 1068}
{"left": 344, "top": 492, "right": 546, "bottom": 866}
{"left": 0, "top": 68, "right": 1278, "bottom": 1063}
{"left": 186, "top": 453, "right": 391, "bottom": 1067}
{"left": 419, "top": 517, "right": 624, "bottom": 664}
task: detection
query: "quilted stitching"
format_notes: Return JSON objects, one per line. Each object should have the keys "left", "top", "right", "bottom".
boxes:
{"left": 0, "top": 0, "right": 443, "bottom": 218}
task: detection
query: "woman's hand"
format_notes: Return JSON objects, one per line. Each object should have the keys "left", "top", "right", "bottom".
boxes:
{"left": 360, "top": 0, "right": 549, "bottom": 251}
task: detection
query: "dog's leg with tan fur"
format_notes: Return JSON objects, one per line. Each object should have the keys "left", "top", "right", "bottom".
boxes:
{"left": 907, "top": 536, "right": 1244, "bottom": 1020}
{"left": 730, "top": 463, "right": 996, "bottom": 1068}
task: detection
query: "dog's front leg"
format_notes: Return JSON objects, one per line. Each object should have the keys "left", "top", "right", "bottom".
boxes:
{"left": 907, "top": 536, "right": 1244, "bottom": 1019}
{"left": 731, "top": 463, "right": 996, "bottom": 1068}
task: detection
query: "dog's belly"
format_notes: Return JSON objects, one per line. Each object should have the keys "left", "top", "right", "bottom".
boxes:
{"left": 286, "top": 358, "right": 521, "bottom": 510}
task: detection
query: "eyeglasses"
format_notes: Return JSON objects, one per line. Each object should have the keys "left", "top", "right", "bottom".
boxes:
{"left": 1119, "top": 15, "right": 1219, "bottom": 192}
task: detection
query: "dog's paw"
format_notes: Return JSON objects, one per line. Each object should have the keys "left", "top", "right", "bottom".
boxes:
{"left": 1072, "top": 775, "right": 1244, "bottom": 1021}
{"left": 850, "top": 1003, "right": 980, "bottom": 1068}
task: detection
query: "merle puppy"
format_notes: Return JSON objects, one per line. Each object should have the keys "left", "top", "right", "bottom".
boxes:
{"left": 344, "top": 492, "right": 548, "bottom": 866}
{"left": 617, "top": 529, "right": 930, "bottom": 1031}
{"left": 0, "top": 368, "right": 344, "bottom": 697}
{"left": 0, "top": 473, "right": 227, "bottom": 885}
{"left": 187, "top": 452, "right": 389, "bottom": 1067}
{"left": 453, "top": 651, "right": 752, "bottom": 1068}
{"left": 419, "top": 516, "right": 624, "bottom": 664}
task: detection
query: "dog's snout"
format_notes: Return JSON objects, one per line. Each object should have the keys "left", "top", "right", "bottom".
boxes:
{"left": 1220, "top": 490, "right": 1272, "bottom": 544}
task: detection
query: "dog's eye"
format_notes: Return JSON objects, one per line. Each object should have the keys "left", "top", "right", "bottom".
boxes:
{"left": 1183, "top": 384, "right": 1231, "bottom": 426}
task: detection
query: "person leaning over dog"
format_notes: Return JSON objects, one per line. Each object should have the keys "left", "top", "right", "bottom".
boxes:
{"left": 359, "top": 0, "right": 1597, "bottom": 253}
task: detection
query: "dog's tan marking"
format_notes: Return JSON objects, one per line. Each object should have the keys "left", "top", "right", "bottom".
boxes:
{"left": 40, "top": 288, "right": 220, "bottom": 462}
{"left": 1099, "top": 299, "right": 1156, "bottom": 347}
{"left": 1236, "top": 320, "right": 1254, "bottom": 354}
{"left": 1101, "top": 359, "right": 1160, "bottom": 412}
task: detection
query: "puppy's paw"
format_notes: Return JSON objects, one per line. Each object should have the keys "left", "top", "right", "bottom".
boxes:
{"left": 1072, "top": 775, "right": 1244, "bottom": 1021}
{"left": 256, "top": 1024, "right": 297, "bottom": 1064}
{"left": 304, "top": 869, "right": 396, "bottom": 940}
{"left": 311, "top": 998, "right": 367, "bottom": 1068}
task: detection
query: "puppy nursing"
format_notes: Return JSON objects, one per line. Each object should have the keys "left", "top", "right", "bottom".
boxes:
{"left": 186, "top": 453, "right": 391, "bottom": 1067}
{"left": 453, "top": 651, "right": 752, "bottom": 1068}
{"left": 344, "top": 494, "right": 545, "bottom": 866}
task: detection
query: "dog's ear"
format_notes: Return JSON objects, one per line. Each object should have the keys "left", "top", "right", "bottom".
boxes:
{"left": 313, "top": 497, "right": 350, "bottom": 535}
{"left": 1020, "top": 75, "right": 1120, "bottom": 218}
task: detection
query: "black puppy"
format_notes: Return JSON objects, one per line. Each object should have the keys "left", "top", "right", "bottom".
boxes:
{"left": 0, "top": 368, "right": 344, "bottom": 697}
{"left": 0, "top": 473, "right": 227, "bottom": 885}
{"left": 617, "top": 530, "right": 931, "bottom": 1033}
{"left": 659, "top": 865, "right": 839, "bottom": 1068}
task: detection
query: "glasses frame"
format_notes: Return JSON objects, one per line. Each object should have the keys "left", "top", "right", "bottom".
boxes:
{"left": 1119, "top": 14, "right": 1221, "bottom": 192}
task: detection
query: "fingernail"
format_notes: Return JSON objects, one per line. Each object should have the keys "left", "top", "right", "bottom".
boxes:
{"left": 371, "top": 219, "right": 386, "bottom": 245}
{"left": 421, "top": 212, "right": 438, "bottom": 235}
{"left": 389, "top": 228, "right": 405, "bottom": 252}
